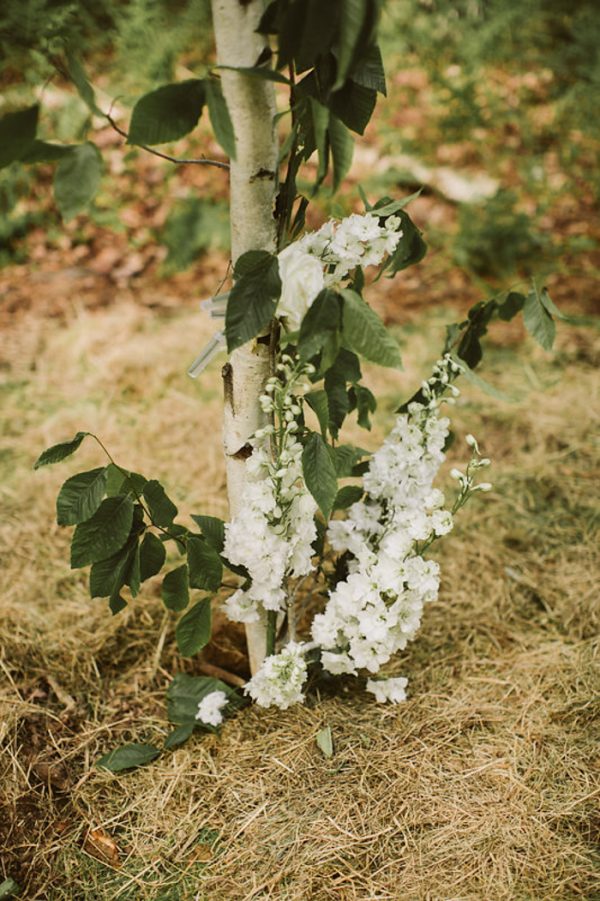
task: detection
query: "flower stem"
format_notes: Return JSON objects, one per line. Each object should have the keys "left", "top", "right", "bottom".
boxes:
{"left": 266, "top": 610, "right": 278, "bottom": 657}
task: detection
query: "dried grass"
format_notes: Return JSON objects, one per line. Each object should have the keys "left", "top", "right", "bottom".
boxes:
{"left": 1, "top": 302, "right": 599, "bottom": 900}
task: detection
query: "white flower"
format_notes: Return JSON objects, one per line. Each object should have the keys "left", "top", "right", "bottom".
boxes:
{"left": 195, "top": 690, "right": 228, "bottom": 726}
{"left": 366, "top": 676, "right": 408, "bottom": 704}
{"left": 245, "top": 642, "right": 308, "bottom": 709}
{"left": 276, "top": 244, "right": 324, "bottom": 331}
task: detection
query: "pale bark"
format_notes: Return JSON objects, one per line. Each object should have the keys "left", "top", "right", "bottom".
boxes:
{"left": 211, "top": 0, "right": 278, "bottom": 674}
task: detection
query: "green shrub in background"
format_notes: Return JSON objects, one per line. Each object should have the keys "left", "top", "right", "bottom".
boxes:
{"left": 161, "top": 196, "right": 230, "bottom": 273}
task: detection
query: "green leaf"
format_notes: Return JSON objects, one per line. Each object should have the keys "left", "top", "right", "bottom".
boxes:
{"left": 66, "top": 49, "right": 103, "bottom": 115}
{"left": 21, "top": 140, "right": 75, "bottom": 164}
{"left": 341, "top": 289, "right": 403, "bottom": 369}
{"left": 128, "top": 80, "right": 205, "bottom": 146}
{"left": 139, "top": 532, "right": 167, "bottom": 581}
{"left": 382, "top": 210, "right": 427, "bottom": 275}
{"left": 497, "top": 291, "right": 525, "bottom": 321}
{"left": 0, "top": 105, "right": 38, "bottom": 169}
{"left": 302, "top": 432, "right": 337, "bottom": 520}
{"left": 298, "top": 289, "right": 342, "bottom": 368}
{"left": 351, "top": 383, "right": 376, "bottom": 429}
{"left": 90, "top": 537, "right": 136, "bottom": 599}
{"left": 34, "top": 431, "right": 89, "bottom": 469}
{"left": 331, "top": 444, "right": 369, "bottom": 477}
{"left": 0, "top": 878, "right": 20, "bottom": 899}
{"left": 330, "top": 81, "right": 376, "bottom": 135}
{"left": 187, "top": 537, "right": 223, "bottom": 591}
{"left": 310, "top": 97, "right": 330, "bottom": 184}
{"left": 329, "top": 115, "right": 354, "bottom": 191}
{"left": 451, "top": 354, "right": 516, "bottom": 402}
{"left": 190, "top": 515, "right": 225, "bottom": 553}
{"left": 333, "top": 0, "right": 368, "bottom": 90}
{"left": 162, "top": 564, "right": 189, "bottom": 612}
{"left": 56, "top": 467, "right": 108, "bottom": 526}
{"left": 205, "top": 78, "right": 236, "bottom": 159}
{"left": 176, "top": 598, "right": 212, "bottom": 657}
{"left": 523, "top": 286, "right": 556, "bottom": 351}
{"left": 539, "top": 286, "right": 569, "bottom": 321}
{"left": 54, "top": 142, "right": 103, "bottom": 220}
{"left": 167, "top": 673, "right": 239, "bottom": 726}
{"left": 97, "top": 742, "right": 160, "bottom": 772}
{"left": 225, "top": 250, "right": 281, "bottom": 352}
{"left": 324, "top": 368, "right": 349, "bottom": 438}
{"left": 71, "top": 495, "right": 134, "bottom": 568}
{"left": 352, "top": 43, "right": 386, "bottom": 95}
{"left": 316, "top": 725, "right": 334, "bottom": 757}
{"left": 105, "top": 464, "right": 147, "bottom": 498}
{"left": 333, "top": 485, "right": 363, "bottom": 510}
{"left": 305, "top": 390, "right": 329, "bottom": 438}
{"left": 143, "top": 480, "right": 178, "bottom": 527}
{"left": 370, "top": 190, "right": 423, "bottom": 218}
{"left": 164, "top": 723, "right": 195, "bottom": 749}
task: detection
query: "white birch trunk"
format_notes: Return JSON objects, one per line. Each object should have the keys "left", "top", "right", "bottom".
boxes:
{"left": 211, "top": 0, "right": 278, "bottom": 674}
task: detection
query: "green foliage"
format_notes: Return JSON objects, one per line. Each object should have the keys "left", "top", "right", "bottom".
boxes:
{"left": 161, "top": 565, "right": 190, "bottom": 612}
{"left": 340, "top": 289, "right": 403, "bottom": 368}
{"left": 128, "top": 80, "right": 205, "bottom": 146}
{"left": 167, "top": 672, "right": 241, "bottom": 727}
{"left": 53, "top": 142, "right": 103, "bottom": 220}
{"left": 187, "top": 537, "right": 222, "bottom": 592}
{"left": 204, "top": 78, "right": 236, "bottom": 159}
{"left": 56, "top": 467, "right": 108, "bottom": 525}
{"left": 453, "top": 191, "right": 547, "bottom": 279}
{"left": 97, "top": 742, "right": 161, "bottom": 772}
{"left": 0, "top": 878, "right": 20, "bottom": 899}
{"left": 0, "top": 105, "right": 38, "bottom": 169}
{"left": 142, "top": 480, "right": 178, "bottom": 527}
{"left": 70, "top": 495, "right": 134, "bottom": 568}
{"left": 34, "top": 430, "right": 89, "bottom": 468}
{"left": 139, "top": 532, "right": 166, "bottom": 581}
{"left": 190, "top": 515, "right": 225, "bottom": 553}
{"left": 161, "top": 197, "right": 230, "bottom": 273}
{"left": 225, "top": 250, "right": 282, "bottom": 352}
{"left": 175, "top": 598, "right": 212, "bottom": 657}
{"left": 302, "top": 431, "right": 338, "bottom": 520}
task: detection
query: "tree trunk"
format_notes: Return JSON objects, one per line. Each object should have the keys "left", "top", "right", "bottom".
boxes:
{"left": 211, "top": 0, "right": 278, "bottom": 674}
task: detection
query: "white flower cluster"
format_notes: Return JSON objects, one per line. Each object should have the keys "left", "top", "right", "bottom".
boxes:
{"left": 277, "top": 212, "right": 403, "bottom": 330}
{"left": 195, "top": 690, "right": 228, "bottom": 726}
{"left": 245, "top": 641, "right": 308, "bottom": 709}
{"left": 366, "top": 676, "right": 408, "bottom": 704}
{"left": 312, "top": 356, "right": 462, "bottom": 679}
{"left": 223, "top": 360, "right": 317, "bottom": 624}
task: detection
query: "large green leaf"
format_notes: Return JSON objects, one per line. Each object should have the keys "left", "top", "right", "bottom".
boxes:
{"left": 333, "top": 485, "right": 364, "bottom": 511}
{"left": 190, "top": 515, "right": 225, "bottom": 553}
{"left": 225, "top": 250, "right": 281, "bottom": 352}
{"left": 298, "top": 289, "right": 342, "bottom": 368}
{"left": 71, "top": 495, "right": 134, "bottom": 568}
{"left": 89, "top": 532, "right": 141, "bottom": 604}
{"left": 97, "top": 742, "right": 160, "bottom": 772}
{"left": 302, "top": 432, "right": 338, "bottom": 520}
{"left": 34, "top": 431, "right": 89, "bottom": 469}
{"left": 54, "top": 142, "right": 103, "bottom": 221}
{"left": 523, "top": 286, "right": 556, "bottom": 351}
{"left": 21, "top": 141, "right": 75, "bottom": 164}
{"left": 0, "top": 105, "right": 38, "bottom": 169}
{"left": 187, "top": 537, "right": 223, "bottom": 591}
{"left": 330, "top": 81, "right": 376, "bottom": 135}
{"left": 167, "top": 672, "right": 238, "bottom": 726}
{"left": 128, "top": 80, "right": 205, "bottom": 146}
{"left": 333, "top": 0, "right": 368, "bottom": 90}
{"left": 340, "top": 289, "right": 403, "bottom": 369}
{"left": 66, "top": 49, "right": 103, "bottom": 116}
{"left": 162, "top": 564, "right": 189, "bottom": 611}
{"left": 0, "top": 877, "right": 20, "bottom": 899}
{"left": 328, "top": 115, "right": 353, "bottom": 190}
{"left": 305, "top": 390, "right": 330, "bottom": 438}
{"left": 324, "top": 368, "right": 350, "bottom": 438}
{"left": 139, "top": 532, "right": 166, "bottom": 581}
{"left": 56, "top": 467, "right": 108, "bottom": 525}
{"left": 143, "top": 480, "right": 178, "bottom": 527}
{"left": 176, "top": 598, "right": 212, "bottom": 657}
{"left": 205, "top": 78, "right": 236, "bottom": 159}
{"left": 383, "top": 210, "right": 427, "bottom": 275}
{"left": 352, "top": 43, "right": 386, "bottom": 95}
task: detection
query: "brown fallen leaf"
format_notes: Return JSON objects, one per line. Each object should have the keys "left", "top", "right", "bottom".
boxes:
{"left": 83, "top": 827, "right": 122, "bottom": 867}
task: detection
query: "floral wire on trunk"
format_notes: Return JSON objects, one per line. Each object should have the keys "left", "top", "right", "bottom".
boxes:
{"left": 219, "top": 212, "right": 495, "bottom": 711}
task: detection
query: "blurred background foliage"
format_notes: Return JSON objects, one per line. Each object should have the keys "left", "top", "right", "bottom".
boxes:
{"left": 0, "top": 0, "right": 598, "bottom": 290}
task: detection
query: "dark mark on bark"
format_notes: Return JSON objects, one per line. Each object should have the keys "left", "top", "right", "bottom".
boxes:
{"left": 222, "top": 362, "right": 234, "bottom": 410}
{"left": 232, "top": 443, "right": 253, "bottom": 460}
{"left": 250, "top": 168, "right": 275, "bottom": 183}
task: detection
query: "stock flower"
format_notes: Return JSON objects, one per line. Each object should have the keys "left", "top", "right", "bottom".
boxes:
{"left": 195, "top": 690, "right": 228, "bottom": 726}
{"left": 245, "top": 642, "right": 308, "bottom": 709}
